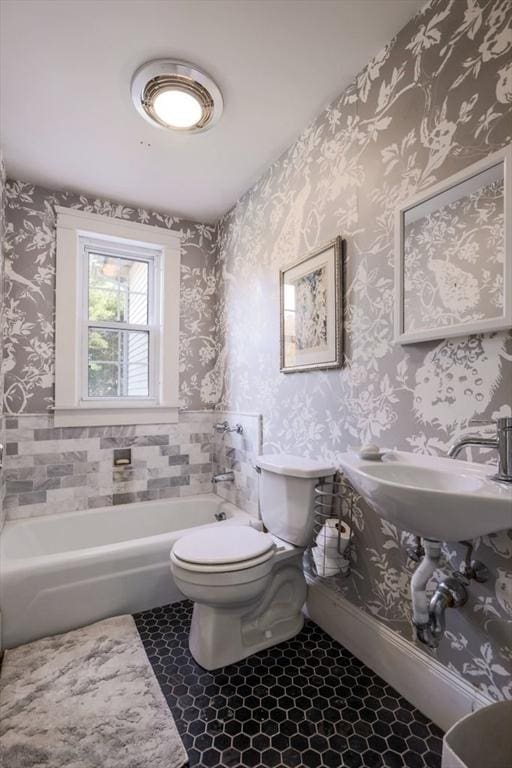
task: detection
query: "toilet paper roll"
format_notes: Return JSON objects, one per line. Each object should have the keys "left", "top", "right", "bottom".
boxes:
{"left": 316, "top": 518, "right": 340, "bottom": 541}
{"left": 314, "top": 548, "right": 339, "bottom": 565}
{"left": 312, "top": 547, "right": 340, "bottom": 577}
{"left": 316, "top": 519, "right": 351, "bottom": 555}
{"left": 316, "top": 545, "right": 343, "bottom": 561}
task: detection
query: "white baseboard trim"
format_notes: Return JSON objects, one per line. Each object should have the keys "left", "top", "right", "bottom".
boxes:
{"left": 306, "top": 580, "right": 494, "bottom": 731}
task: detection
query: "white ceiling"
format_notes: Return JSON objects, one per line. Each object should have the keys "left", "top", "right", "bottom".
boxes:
{"left": 0, "top": 0, "right": 423, "bottom": 223}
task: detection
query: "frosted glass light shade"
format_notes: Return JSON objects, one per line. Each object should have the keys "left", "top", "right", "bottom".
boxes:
{"left": 153, "top": 89, "right": 203, "bottom": 128}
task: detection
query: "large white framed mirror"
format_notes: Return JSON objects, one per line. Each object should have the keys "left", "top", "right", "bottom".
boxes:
{"left": 394, "top": 145, "right": 511, "bottom": 345}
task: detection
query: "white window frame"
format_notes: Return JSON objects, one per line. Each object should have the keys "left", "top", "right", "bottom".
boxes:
{"left": 54, "top": 206, "right": 181, "bottom": 426}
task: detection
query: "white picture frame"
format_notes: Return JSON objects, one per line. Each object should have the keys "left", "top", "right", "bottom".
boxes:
{"left": 394, "top": 144, "right": 512, "bottom": 345}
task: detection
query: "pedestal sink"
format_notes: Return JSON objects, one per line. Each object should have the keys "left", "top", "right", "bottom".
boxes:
{"left": 338, "top": 451, "right": 512, "bottom": 542}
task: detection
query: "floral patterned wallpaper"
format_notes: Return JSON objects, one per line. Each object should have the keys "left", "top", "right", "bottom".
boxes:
{"left": 214, "top": 0, "right": 512, "bottom": 699}
{"left": 2, "top": 182, "right": 218, "bottom": 413}
{"left": 404, "top": 177, "right": 504, "bottom": 332}
{"left": 0, "top": 155, "right": 6, "bottom": 528}
{"left": 0, "top": 156, "right": 5, "bottom": 413}
{"left": 1, "top": 0, "right": 511, "bottom": 702}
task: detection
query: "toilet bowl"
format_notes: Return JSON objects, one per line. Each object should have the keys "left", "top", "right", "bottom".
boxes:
{"left": 170, "top": 525, "right": 307, "bottom": 669}
{"left": 170, "top": 453, "right": 336, "bottom": 669}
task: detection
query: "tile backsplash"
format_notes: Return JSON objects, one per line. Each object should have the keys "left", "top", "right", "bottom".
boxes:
{"left": 3, "top": 409, "right": 264, "bottom": 521}
{"left": 211, "top": 411, "right": 262, "bottom": 517}
{"left": 4, "top": 411, "right": 216, "bottom": 520}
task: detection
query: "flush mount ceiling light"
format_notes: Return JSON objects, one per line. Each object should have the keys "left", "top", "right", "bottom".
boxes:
{"left": 131, "top": 59, "right": 223, "bottom": 133}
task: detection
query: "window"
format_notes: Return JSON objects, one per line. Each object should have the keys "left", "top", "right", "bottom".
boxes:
{"left": 55, "top": 207, "right": 181, "bottom": 426}
{"left": 83, "top": 239, "right": 156, "bottom": 400}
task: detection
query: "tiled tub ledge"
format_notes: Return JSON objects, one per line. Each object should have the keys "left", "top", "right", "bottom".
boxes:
{"left": 2, "top": 412, "right": 217, "bottom": 519}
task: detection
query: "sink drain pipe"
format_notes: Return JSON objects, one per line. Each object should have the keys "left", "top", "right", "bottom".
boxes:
{"left": 411, "top": 539, "right": 442, "bottom": 644}
{"left": 411, "top": 539, "right": 469, "bottom": 648}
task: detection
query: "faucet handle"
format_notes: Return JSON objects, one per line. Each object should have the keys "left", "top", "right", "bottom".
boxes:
{"left": 468, "top": 419, "right": 499, "bottom": 434}
{"left": 470, "top": 417, "right": 512, "bottom": 429}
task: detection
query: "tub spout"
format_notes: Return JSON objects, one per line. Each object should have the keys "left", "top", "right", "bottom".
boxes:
{"left": 212, "top": 471, "right": 234, "bottom": 483}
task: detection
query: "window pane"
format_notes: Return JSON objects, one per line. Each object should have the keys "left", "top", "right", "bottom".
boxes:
{"left": 88, "top": 328, "right": 149, "bottom": 397}
{"left": 88, "top": 253, "right": 149, "bottom": 324}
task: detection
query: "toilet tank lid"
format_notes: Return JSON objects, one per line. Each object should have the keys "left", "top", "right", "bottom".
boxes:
{"left": 256, "top": 453, "right": 336, "bottom": 479}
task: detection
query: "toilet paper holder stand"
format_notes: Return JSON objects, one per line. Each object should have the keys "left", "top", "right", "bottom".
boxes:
{"left": 310, "top": 476, "right": 357, "bottom": 579}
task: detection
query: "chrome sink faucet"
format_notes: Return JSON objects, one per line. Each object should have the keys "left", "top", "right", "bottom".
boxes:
{"left": 448, "top": 417, "right": 512, "bottom": 483}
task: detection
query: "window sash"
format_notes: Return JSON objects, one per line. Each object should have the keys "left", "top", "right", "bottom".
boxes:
{"left": 87, "top": 248, "right": 150, "bottom": 325}
{"left": 87, "top": 328, "right": 150, "bottom": 398}
{"left": 80, "top": 237, "right": 160, "bottom": 402}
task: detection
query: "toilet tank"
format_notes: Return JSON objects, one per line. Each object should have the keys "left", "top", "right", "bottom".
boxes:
{"left": 256, "top": 454, "right": 336, "bottom": 546}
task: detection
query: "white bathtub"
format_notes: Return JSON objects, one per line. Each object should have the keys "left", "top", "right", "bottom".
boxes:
{"left": 0, "top": 493, "right": 254, "bottom": 649}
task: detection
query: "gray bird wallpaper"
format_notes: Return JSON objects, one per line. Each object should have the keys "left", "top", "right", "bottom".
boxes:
{"left": 1, "top": 0, "right": 511, "bottom": 699}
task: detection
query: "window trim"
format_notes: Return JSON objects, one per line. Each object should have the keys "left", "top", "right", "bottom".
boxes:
{"left": 54, "top": 206, "right": 181, "bottom": 426}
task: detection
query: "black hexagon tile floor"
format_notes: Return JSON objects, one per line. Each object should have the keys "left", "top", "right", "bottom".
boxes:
{"left": 134, "top": 601, "right": 443, "bottom": 768}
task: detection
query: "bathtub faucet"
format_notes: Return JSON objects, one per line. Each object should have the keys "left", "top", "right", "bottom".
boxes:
{"left": 213, "top": 420, "right": 243, "bottom": 435}
{"left": 212, "top": 471, "right": 235, "bottom": 483}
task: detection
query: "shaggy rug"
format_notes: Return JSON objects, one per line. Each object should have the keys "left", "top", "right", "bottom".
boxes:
{"left": 0, "top": 615, "right": 188, "bottom": 768}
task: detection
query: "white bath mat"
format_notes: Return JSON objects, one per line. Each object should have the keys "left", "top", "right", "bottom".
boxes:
{"left": 0, "top": 615, "right": 188, "bottom": 768}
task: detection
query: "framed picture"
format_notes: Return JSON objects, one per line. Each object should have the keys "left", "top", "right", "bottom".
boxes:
{"left": 280, "top": 236, "right": 344, "bottom": 373}
{"left": 394, "top": 144, "right": 511, "bottom": 344}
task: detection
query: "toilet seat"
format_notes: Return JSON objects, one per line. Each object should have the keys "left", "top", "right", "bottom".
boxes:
{"left": 171, "top": 525, "right": 275, "bottom": 573}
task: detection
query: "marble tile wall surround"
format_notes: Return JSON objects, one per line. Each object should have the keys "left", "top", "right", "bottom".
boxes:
{"left": 3, "top": 411, "right": 216, "bottom": 520}
{"left": 211, "top": 412, "right": 262, "bottom": 518}
{"left": 213, "top": 0, "right": 512, "bottom": 700}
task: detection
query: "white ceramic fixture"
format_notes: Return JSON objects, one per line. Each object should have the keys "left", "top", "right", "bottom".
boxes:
{"left": 338, "top": 451, "right": 512, "bottom": 542}
{"left": 0, "top": 494, "right": 251, "bottom": 648}
{"left": 442, "top": 700, "right": 512, "bottom": 768}
{"left": 169, "top": 453, "right": 335, "bottom": 669}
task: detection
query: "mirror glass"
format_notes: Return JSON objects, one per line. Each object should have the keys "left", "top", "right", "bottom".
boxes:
{"left": 402, "top": 162, "right": 505, "bottom": 335}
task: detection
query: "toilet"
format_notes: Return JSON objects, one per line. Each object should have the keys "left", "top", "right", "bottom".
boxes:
{"left": 170, "top": 453, "right": 335, "bottom": 669}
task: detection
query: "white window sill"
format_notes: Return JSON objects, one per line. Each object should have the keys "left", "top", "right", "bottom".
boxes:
{"left": 53, "top": 405, "right": 179, "bottom": 427}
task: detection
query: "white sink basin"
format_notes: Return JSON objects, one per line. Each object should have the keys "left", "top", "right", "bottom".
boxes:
{"left": 338, "top": 451, "right": 512, "bottom": 542}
